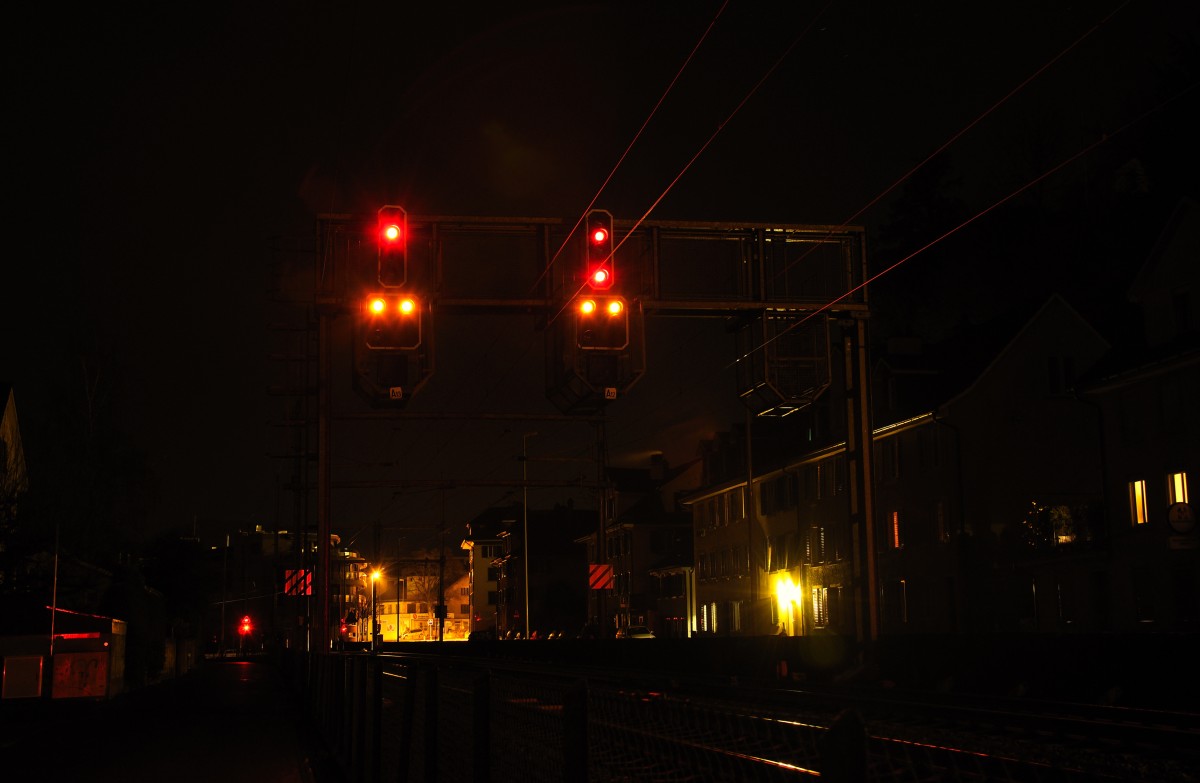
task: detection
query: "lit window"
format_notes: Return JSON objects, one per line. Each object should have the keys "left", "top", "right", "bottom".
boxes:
{"left": 1169, "top": 472, "right": 1189, "bottom": 505}
{"left": 812, "top": 587, "right": 828, "bottom": 627}
{"left": 890, "top": 511, "right": 902, "bottom": 548}
{"left": 1129, "top": 480, "right": 1149, "bottom": 525}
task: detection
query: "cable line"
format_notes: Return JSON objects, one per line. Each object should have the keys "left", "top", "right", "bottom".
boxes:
{"left": 727, "top": 80, "right": 1198, "bottom": 369}
{"left": 771, "top": 0, "right": 1133, "bottom": 284}
{"left": 531, "top": 0, "right": 731, "bottom": 297}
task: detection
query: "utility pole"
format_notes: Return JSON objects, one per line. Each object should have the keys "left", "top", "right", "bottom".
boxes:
{"left": 522, "top": 431, "right": 537, "bottom": 639}
{"left": 595, "top": 418, "right": 610, "bottom": 635}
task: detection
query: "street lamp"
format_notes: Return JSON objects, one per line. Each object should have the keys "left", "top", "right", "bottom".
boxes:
{"left": 370, "top": 568, "right": 382, "bottom": 653}
{"left": 522, "top": 431, "right": 537, "bottom": 639}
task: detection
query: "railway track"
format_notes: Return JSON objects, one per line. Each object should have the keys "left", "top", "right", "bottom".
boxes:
{"left": 354, "top": 654, "right": 1200, "bottom": 782}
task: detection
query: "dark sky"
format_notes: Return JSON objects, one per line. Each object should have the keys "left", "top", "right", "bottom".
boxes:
{"left": 6, "top": 2, "right": 1197, "bottom": 554}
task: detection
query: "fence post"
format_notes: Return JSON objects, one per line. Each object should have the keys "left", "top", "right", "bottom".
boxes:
{"left": 355, "top": 657, "right": 367, "bottom": 781}
{"left": 819, "top": 708, "right": 867, "bottom": 783}
{"left": 424, "top": 667, "right": 439, "bottom": 783}
{"left": 398, "top": 663, "right": 416, "bottom": 783}
{"left": 371, "top": 656, "right": 382, "bottom": 783}
{"left": 472, "top": 672, "right": 490, "bottom": 783}
{"left": 563, "top": 680, "right": 588, "bottom": 783}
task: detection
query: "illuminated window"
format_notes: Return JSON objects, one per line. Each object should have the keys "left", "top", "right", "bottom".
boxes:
{"left": 812, "top": 587, "right": 828, "bottom": 627}
{"left": 890, "top": 511, "right": 902, "bottom": 548}
{"left": 1129, "top": 480, "right": 1149, "bottom": 525}
{"left": 1169, "top": 472, "right": 1189, "bottom": 504}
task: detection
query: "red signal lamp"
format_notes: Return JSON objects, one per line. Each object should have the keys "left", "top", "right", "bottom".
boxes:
{"left": 239, "top": 615, "right": 252, "bottom": 636}
{"left": 381, "top": 221, "right": 404, "bottom": 244}
{"left": 583, "top": 209, "right": 615, "bottom": 290}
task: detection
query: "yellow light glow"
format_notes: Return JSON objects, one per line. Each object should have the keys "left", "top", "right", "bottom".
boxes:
{"left": 579, "top": 299, "right": 597, "bottom": 315}
{"left": 606, "top": 299, "right": 624, "bottom": 316}
{"left": 398, "top": 297, "right": 416, "bottom": 315}
{"left": 371, "top": 569, "right": 382, "bottom": 581}
{"left": 773, "top": 574, "right": 802, "bottom": 611}
{"left": 368, "top": 297, "right": 387, "bottom": 314}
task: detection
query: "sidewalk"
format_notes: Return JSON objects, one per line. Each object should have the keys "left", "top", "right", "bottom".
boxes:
{"left": 0, "top": 657, "right": 343, "bottom": 783}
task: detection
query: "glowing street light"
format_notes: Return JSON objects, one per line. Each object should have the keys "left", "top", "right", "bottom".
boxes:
{"left": 370, "top": 568, "right": 382, "bottom": 653}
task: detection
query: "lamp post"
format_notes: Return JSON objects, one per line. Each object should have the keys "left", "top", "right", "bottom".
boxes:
{"left": 522, "top": 431, "right": 537, "bottom": 639}
{"left": 370, "top": 568, "right": 382, "bottom": 653}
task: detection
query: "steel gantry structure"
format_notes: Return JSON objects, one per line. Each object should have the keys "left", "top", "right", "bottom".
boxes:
{"left": 304, "top": 211, "right": 877, "bottom": 650}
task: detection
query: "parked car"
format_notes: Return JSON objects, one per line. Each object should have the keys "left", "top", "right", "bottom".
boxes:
{"left": 616, "top": 625, "right": 655, "bottom": 639}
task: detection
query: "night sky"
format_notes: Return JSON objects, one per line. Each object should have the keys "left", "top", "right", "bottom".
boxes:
{"left": 6, "top": 2, "right": 1197, "bottom": 554}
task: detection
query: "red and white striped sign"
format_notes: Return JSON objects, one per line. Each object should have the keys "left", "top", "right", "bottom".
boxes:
{"left": 589, "top": 563, "right": 613, "bottom": 590}
{"left": 284, "top": 569, "right": 312, "bottom": 596}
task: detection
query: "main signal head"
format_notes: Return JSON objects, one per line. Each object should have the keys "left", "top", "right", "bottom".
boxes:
{"left": 584, "top": 209, "right": 614, "bottom": 290}
{"left": 377, "top": 205, "right": 408, "bottom": 287}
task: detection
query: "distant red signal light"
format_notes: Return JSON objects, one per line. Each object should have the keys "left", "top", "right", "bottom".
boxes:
{"left": 591, "top": 226, "right": 609, "bottom": 245}
{"left": 239, "top": 615, "right": 252, "bottom": 636}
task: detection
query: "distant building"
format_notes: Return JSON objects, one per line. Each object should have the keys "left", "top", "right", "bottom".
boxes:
{"left": 679, "top": 200, "right": 1198, "bottom": 638}
{"left": 461, "top": 508, "right": 515, "bottom": 637}
{"left": 577, "top": 455, "right": 699, "bottom": 638}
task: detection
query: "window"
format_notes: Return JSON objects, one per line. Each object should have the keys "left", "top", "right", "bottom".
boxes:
{"left": 812, "top": 587, "right": 828, "bottom": 627}
{"left": 1129, "top": 480, "right": 1149, "bottom": 525}
{"left": 890, "top": 511, "right": 902, "bottom": 549}
{"left": 809, "top": 526, "right": 826, "bottom": 563}
{"left": 730, "top": 600, "right": 743, "bottom": 632}
{"left": 1169, "top": 471, "right": 1189, "bottom": 505}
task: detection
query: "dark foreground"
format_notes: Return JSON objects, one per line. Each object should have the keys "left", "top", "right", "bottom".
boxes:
{"left": 0, "top": 658, "right": 339, "bottom": 783}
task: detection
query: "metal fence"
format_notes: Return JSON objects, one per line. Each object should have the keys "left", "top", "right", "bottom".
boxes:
{"left": 287, "top": 649, "right": 1154, "bottom": 783}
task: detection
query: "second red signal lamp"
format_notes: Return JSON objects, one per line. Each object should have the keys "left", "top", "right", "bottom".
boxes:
{"left": 584, "top": 209, "right": 614, "bottom": 290}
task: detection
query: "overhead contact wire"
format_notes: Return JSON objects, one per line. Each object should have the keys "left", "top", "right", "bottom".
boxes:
{"left": 772, "top": 0, "right": 1133, "bottom": 284}
{"left": 532, "top": 0, "right": 730, "bottom": 299}
{"left": 729, "top": 81, "right": 1199, "bottom": 369}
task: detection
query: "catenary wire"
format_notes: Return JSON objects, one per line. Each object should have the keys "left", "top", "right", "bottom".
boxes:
{"left": 769, "top": 0, "right": 1134, "bottom": 285}
{"left": 383, "top": 2, "right": 738, "bottom": 527}
{"left": 529, "top": 0, "right": 731, "bottom": 298}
